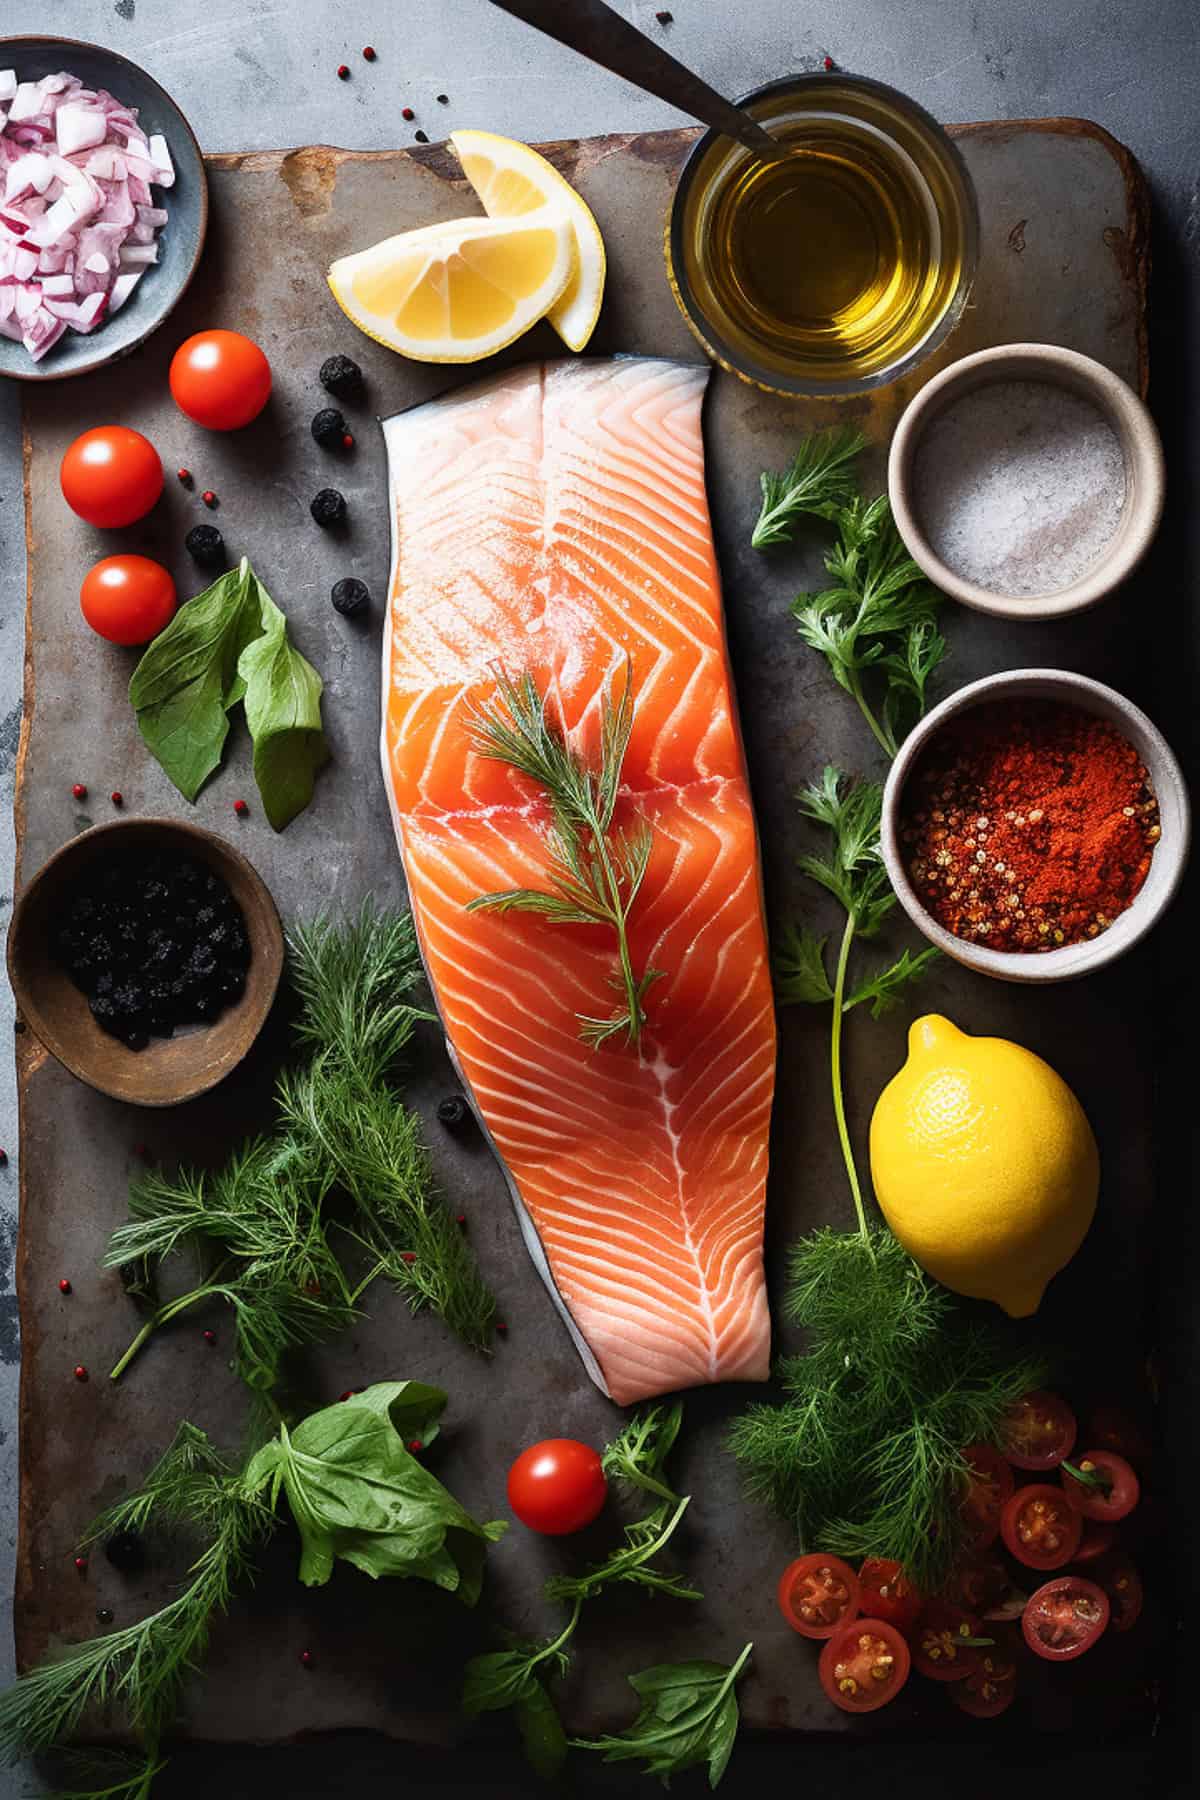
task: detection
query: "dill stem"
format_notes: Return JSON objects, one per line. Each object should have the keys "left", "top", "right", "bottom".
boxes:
{"left": 830, "top": 911, "right": 872, "bottom": 1249}
{"left": 846, "top": 668, "right": 895, "bottom": 759}
{"left": 540, "top": 1597, "right": 584, "bottom": 1663}
{"left": 109, "top": 1282, "right": 224, "bottom": 1381}
{"left": 589, "top": 819, "right": 643, "bottom": 1046}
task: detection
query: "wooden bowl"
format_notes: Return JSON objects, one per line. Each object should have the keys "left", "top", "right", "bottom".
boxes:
{"left": 7, "top": 817, "right": 283, "bottom": 1106}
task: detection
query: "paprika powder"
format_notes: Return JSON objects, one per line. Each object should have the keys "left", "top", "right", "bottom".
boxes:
{"left": 900, "top": 699, "right": 1159, "bottom": 952}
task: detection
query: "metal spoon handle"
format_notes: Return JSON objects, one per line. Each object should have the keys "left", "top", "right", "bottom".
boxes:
{"left": 488, "top": 0, "right": 781, "bottom": 159}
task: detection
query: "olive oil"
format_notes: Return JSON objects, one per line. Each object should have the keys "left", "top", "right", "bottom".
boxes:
{"left": 668, "top": 76, "right": 978, "bottom": 397}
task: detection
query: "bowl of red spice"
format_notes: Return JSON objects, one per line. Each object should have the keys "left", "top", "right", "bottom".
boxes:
{"left": 881, "top": 671, "right": 1189, "bottom": 982}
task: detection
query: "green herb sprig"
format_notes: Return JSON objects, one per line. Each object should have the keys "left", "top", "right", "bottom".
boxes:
{"left": 571, "top": 1643, "right": 753, "bottom": 1791}
{"left": 751, "top": 426, "right": 866, "bottom": 548}
{"left": 466, "top": 665, "right": 662, "bottom": 1051}
{"left": 105, "top": 905, "right": 495, "bottom": 1387}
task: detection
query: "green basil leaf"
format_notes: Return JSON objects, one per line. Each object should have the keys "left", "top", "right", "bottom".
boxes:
{"left": 269, "top": 1382, "right": 504, "bottom": 1599}
{"left": 573, "top": 1645, "right": 751, "bottom": 1789}
{"left": 514, "top": 1682, "right": 569, "bottom": 1781}
{"left": 461, "top": 1649, "right": 539, "bottom": 1717}
{"left": 129, "top": 562, "right": 261, "bottom": 801}
{"left": 238, "top": 574, "right": 329, "bottom": 831}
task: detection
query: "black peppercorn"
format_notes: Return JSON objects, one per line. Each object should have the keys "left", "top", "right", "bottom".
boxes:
{"left": 310, "top": 488, "right": 348, "bottom": 529}
{"left": 311, "top": 407, "right": 348, "bottom": 450}
{"left": 185, "top": 524, "right": 226, "bottom": 569}
{"left": 319, "top": 354, "right": 365, "bottom": 402}
{"left": 436, "top": 1094, "right": 472, "bottom": 1134}
{"left": 331, "top": 577, "right": 370, "bottom": 618}
{"left": 105, "top": 1529, "right": 146, "bottom": 1574}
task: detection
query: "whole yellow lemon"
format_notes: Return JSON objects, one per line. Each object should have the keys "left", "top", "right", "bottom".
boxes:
{"left": 869, "top": 1015, "right": 1098, "bottom": 1316}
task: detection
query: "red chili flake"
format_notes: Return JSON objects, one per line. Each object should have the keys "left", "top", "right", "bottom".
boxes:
{"left": 202, "top": 489, "right": 218, "bottom": 509}
{"left": 110, "top": 790, "right": 123, "bottom": 807}
{"left": 823, "top": 54, "right": 834, "bottom": 70}
{"left": 233, "top": 798, "right": 249, "bottom": 817}
{"left": 339, "top": 1390, "right": 354, "bottom": 1402}
{"left": 407, "top": 1439, "right": 423, "bottom": 1453}
{"left": 495, "top": 1320, "right": 508, "bottom": 1334}
{"left": 337, "top": 64, "right": 350, "bottom": 81}
{"left": 203, "top": 1329, "right": 217, "bottom": 1345}
{"left": 362, "top": 46, "right": 377, "bottom": 61}
{"left": 74, "top": 1364, "right": 88, "bottom": 1382}
{"left": 72, "top": 782, "right": 87, "bottom": 800}
{"left": 74, "top": 1555, "right": 88, "bottom": 1573}
{"left": 414, "top": 130, "right": 428, "bottom": 143}
{"left": 176, "top": 467, "right": 192, "bottom": 485}
{"left": 401, "top": 1251, "right": 416, "bottom": 1264}
{"left": 401, "top": 106, "right": 415, "bottom": 121}
{"left": 655, "top": 9, "right": 673, "bottom": 22}
{"left": 300, "top": 1649, "right": 315, "bottom": 1669}
{"left": 342, "top": 432, "right": 354, "bottom": 449}
{"left": 59, "top": 1278, "right": 72, "bottom": 1295}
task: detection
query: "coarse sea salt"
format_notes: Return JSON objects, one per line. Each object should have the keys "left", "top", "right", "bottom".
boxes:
{"left": 911, "top": 379, "right": 1127, "bottom": 598}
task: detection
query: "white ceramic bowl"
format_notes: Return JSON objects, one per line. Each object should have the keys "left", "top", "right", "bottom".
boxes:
{"left": 880, "top": 670, "right": 1189, "bottom": 983}
{"left": 887, "top": 343, "right": 1165, "bottom": 619}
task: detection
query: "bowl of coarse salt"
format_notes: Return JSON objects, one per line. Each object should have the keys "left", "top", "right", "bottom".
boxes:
{"left": 887, "top": 342, "right": 1164, "bottom": 619}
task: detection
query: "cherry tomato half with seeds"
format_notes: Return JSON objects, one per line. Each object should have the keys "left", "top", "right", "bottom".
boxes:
{"left": 912, "top": 1603, "right": 993, "bottom": 1683}
{"left": 1074, "top": 1520, "right": 1118, "bottom": 1564}
{"left": 818, "top": 1617, "right": 910, "bottom": 1714}
{"left": 1060, "top": 1450, "right": 1140, "bottom": 1523}
{"left": 1094, "top": 1556, "right": 1143, "bottom": 1633}
{"left": 506, "top": 1439, "right": 606, "bottom": 1536}
{"left": 948, "top": 1645, "right": 1018, "bottom": 1719}
{"left": 857, "top": 1558, "right": 921, "bottom": 1633}
{"left": 1001, "top": 1390, "right": 1076, "bottom": 1471}
{"left": 999, "top": 1483, "right": 1082, "bottom": 1571}
{"left": 960, "top": 1442, "right": 1015, "bottom": 1548}
{"left": 777, "top": 1554, "right": 861, "bottom": 1639}
{"left": 1022, "top": 1576, "right": 1109, "bottom": 1661}
{"left": 169, "top": 329, "right": 272, "bottom": 431}
{"left": 80, "top": 555, "right": 176, "bottom": 647}
{"left": 60, "top": 426, "right": 163, "bottom": 528}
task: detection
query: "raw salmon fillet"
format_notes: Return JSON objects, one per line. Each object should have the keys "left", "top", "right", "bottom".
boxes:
{"left": 381, "top": 358, "right": 775, "bottom": 1405}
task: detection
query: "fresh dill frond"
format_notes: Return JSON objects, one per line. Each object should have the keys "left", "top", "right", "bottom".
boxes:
{"left": 751, "top": 427, "right": 866, "bottom": 549}
{"left": 466, "top": 664, "right": 662, "bottom": 1052}
{"left": 287, "top": 903, "right": 431, "bottom": 1083}
{"left": 728, "top": 1230, "right": 1049, "bottom": 1591}
{"left": 39, "top": 1748, "right": 167, "bottom": 1800}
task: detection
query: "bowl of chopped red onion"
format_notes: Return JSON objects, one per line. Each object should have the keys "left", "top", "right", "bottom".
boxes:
{"left": 0, "top": 36, "right": 206, "bottom": 379}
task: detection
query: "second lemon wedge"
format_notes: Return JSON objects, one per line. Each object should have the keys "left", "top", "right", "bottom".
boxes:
{"left": 451, "top": 129, "right": 606, "bottom": 352}
{"left": 327, "top": 211, "right": 574, "bottom": 364}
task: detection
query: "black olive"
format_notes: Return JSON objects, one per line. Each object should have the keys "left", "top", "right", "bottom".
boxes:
{"left": 311, "top": 406, "right": 348, "bottom": 450}
{"left": 310, "top": 487, "right": 348, "bottom": 529}
{"left": 331, "top": 577, "right": 370, "bottom": 618}
{"left": 185, "top": 524, "right": 226, "bottom": 569}
{"left": 319, "top": 354, "right": 365, "bottom": 402}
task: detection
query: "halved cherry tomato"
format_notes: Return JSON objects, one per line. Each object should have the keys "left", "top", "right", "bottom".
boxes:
{"left": 1074, "top": 1520, "right": 1118, "bottom": 1564}
{"left": 960, "top": 1443, "right": 1015, "bottom": 1547}
{"left": 858, "top": 1558, "right": 921, "bottom": 1633}
{"left": 506, "top": 1439, "right": 606, "bottom": 1536}
{"left": 170, "top": 329, "right": 272, "bottom": 430}
{"left": 818, "top": 1617, "right": 910, "bottom": 1714}
{"left": 80, "top": 554, "right": 176, "bottom": 646}
{"left": 1060, "top": 1450, "right": 1139, "bottom": 1523}
{"left": 1094, "top": 1556, "right": 1143, "bottom": 1633}
{"left": 1001, "top": 1390, "right": 1076, "bottom": 1470}
{"left": 941, "top": 1551, "right": 1007, "bottom": 1616}
{"left": 1022, "top": 1576, "right": 1109, "bottom": 1661}
{"left": 999, "top": 1484, "right": 1082, "bottom": 1571}
{"left": 948, "top": 1644, "right": 1018, "bottom": 1718}
{"left": 777, "top": 1553, "right": 860, "bottom": 1639}
{"left": 60, "top": 425, "right": 163, "bottom": 528}
{"left": 912, "top": 1603, "right": 994, "bottom": 1683}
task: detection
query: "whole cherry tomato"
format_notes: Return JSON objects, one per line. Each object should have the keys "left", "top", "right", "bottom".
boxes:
{"left": 506, "top": 1439, "right": 606, "bottom": 1536}
{"left": 777, "top": 1554, "right": 860, "bottom": 1639}
{"left": 169, "top": 329, "right": 272, "bottom": 430}
{"left": 60, "top": 426, "right": 163, "bottom": 528}
{"left": 818, "top": 1617, "right": 910, "bottom": 1714}
{"left": 80, "top": 555, "right": 176, "bottom": 646}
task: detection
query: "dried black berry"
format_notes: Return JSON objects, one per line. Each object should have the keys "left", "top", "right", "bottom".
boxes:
{"left": 436, "top": 1094, "right": 472, "bottom": 1134}
{"left": 185, "top": 524, "right": 226, "bottom": 569}
{"left": 310, "top": 487, "right": 348, "bottom": 529}
{"left": 331, "top": 577, "right": 370, "bottom": 618}
{"left": 105, "top": 1529, "right": 145, "bottom": 1574}
{"left": 311, "top": 407, "right": 347, "bottom": 450}
{"left": 319, "top": 354, "right": 365, "bottom": 402}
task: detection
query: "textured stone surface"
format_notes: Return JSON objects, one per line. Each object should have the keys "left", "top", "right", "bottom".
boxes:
{"left": 1, "top": 3, "right": 1198, "bottom": 1796}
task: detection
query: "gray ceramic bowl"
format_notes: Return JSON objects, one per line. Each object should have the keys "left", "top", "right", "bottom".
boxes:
{"left": 888, "top": 343, "right": 1165, "bottom": 619}
{"left": 880, "top": 670, "right": 1189, "bottom": 983}
{"left": 0, "top": 35, "right": 207, "bottom": 382}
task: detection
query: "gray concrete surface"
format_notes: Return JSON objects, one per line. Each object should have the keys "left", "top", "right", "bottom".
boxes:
{"left": 1, "top": 2, "right": 1198, "bottom": 1796}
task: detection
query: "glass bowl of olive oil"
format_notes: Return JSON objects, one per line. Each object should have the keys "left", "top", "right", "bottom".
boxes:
{"left": 667, "top": 74, "right": 979, "bottom": 398}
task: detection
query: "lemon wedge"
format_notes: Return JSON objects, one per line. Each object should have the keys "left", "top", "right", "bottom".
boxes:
{"left": 450, "top": 129, "right": 606, "bottom": 352}
{"left": 327, "top": 211, "right": 575, "bottom": 364}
